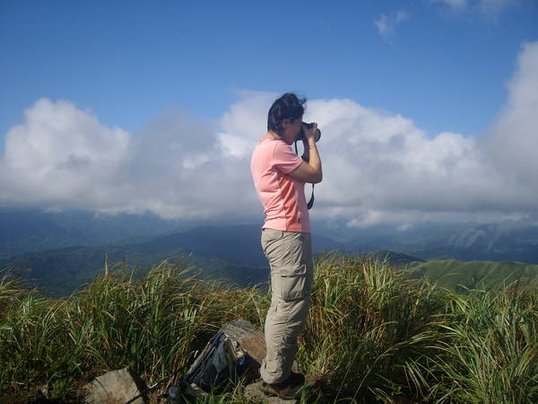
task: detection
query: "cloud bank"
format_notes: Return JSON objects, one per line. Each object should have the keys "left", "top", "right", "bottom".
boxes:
{"left": 1, "top": 43, "right": 537, "bottom": 227}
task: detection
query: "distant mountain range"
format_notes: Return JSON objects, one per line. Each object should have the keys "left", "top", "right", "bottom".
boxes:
{"left": 0, "top": 220, "right": 340, "bottom": 297}
{"left": 327, "top": 221, "right": 538, "bottom": 263}
{"left": 1, "top": 208, "right": 538, "bottom": 296}
{"left": 0, "top": 208, "right": 184, "bottom": 258}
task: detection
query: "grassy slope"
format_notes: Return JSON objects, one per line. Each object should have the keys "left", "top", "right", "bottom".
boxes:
{"left": 1, "top": 254, "right": 537, "bottom": 403}
{"left": 405, "top": 259, "right": 538, "bottom": 291}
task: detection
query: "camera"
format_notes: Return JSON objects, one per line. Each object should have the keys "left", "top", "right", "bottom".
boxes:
{"left": 298, "top": 122, "right": 321, "bottom": 142}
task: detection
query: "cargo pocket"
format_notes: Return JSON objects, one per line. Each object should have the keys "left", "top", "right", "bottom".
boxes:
{"left": 279, "top": 264, "right": 307, "bottom": 301}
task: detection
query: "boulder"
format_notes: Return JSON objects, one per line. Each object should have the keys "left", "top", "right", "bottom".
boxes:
{"left": 83, "top": 367, "right": 147, "bottom": 404}
{"left": 221, "top": 319, "right": 266, "bottom": 378}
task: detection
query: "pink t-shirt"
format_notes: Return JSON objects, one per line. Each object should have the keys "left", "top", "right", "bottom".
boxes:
{"left": 250, "top": 137, "right": 311, "bottom": 233}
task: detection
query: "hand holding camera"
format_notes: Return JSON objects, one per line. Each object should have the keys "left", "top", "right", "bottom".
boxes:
{"left": 298, "top": 122, "right": 321, "bottom": 143}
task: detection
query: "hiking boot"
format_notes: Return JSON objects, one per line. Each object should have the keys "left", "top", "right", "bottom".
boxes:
{"left": 286, "top": 371, "right": 305, "bottom": 385}
{"left": 260, "top": 372, "right": 305, "bottom": 400}
{"left": 260, "top": 381, "right": 300, "bottom": 400}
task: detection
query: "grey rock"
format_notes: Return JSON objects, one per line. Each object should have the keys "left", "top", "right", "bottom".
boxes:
{"left": 83, "top": 367, "right": 147, "bottom": 404}
{"left": 221, "top": 319, "right": 299, "bottom": 378}
{"left": 222, "top": 319, "right": 267, "bottom": 377}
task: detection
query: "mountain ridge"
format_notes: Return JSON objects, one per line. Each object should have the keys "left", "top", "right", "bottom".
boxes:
{"left": 2, "top": 208, "right": 538, "bottom": 296}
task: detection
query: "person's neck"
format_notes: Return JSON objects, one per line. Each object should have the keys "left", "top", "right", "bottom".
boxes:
{"left": 268, "top": 131, "right": 293, "bottom": 144}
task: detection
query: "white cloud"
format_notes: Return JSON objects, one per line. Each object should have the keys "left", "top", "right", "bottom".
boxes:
{"left": 432, "top": 0, "right": 520, "bottom": 18}
{"left": 433, "top": 0, "right": 469, "bottom": 10}
{"left": 374, "top": 11, "right": 409, "bottom": 41}
{"left": 0, "top": 99, "right": 261, "bottom": 219}
{"left": 480, "top": 42, "right": 538, "bottom": 199}
{"left": 217, "top": 90, "right": 274, "bottom": 158}
{"left": 100, "top": 107, "right": 263, "bottom": 219}
{"left": 304, "top": 99, "right": 504, "bottom": 227}
{"left": 1, "top": 43, "right": 537, "bottom": 227}
{"left": 1, "top": 99, "right": 129, "bottom": 208}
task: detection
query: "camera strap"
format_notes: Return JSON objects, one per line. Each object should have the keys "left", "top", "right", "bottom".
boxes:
{"left": 307, "top": 184, "right": 315, "bottom": 210}
{"left": 295, "top": 141, "right": 316, "bottom": 210}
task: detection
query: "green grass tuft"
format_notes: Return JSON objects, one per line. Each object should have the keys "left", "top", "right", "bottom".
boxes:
{"left": 1, "top": 254, "right": 537, "bottom": 403}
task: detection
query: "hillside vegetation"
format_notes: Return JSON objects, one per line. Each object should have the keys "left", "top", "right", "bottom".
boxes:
{"left": 1, "top": 254, "right": 537, "bottom": 403}
{"left": 405, "top": 259, "right": 538, "bottom": 291}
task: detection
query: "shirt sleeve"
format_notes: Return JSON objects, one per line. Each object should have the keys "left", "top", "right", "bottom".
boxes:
{"left": 272, "top": 140, "right": 303, "bottom": 174}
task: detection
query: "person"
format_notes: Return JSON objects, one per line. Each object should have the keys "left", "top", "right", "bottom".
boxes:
{"left": 250, "top": 92, "right": 322, "bottom": 399}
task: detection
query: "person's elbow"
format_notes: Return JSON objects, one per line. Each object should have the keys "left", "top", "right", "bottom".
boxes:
{"left": 289, "top": 162, "right": 323, "bottom": 184}
{"left": 305, "top": 167, "right": 322, "bottom": 183}
{"left": 311, "top": 171, "right": 323, "bottom": 184}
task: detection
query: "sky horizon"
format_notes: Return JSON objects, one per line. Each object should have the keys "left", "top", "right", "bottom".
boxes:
{"left": 1, "top": 0, "right": 537, "bottom": 229}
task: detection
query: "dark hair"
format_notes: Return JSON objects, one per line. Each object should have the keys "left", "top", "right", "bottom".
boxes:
{"left": 267, "top": 93, "right": 306, "bottom": 135}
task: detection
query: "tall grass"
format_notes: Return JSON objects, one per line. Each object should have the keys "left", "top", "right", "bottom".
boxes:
{"left": 410, "top": 285, "right": 538, "bottom": 403}
{"left": 300, "top": 254, "right": 444, "bottom": 402}
{"left": 0, "top": 261, "right": 264, "bottom": 401}
{"left": 1, "top": 254, "right": 537, "bottom": 402}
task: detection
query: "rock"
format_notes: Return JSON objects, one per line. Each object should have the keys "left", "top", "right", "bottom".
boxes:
{"left": 83, "top": 367, "right": 147, "bottom": 404}
{"left": 221, "top": 319, "right": 299, "bottom": 378}
{"left": 221, "top": 321, "right": 303, "bottom": 403}
{"left": 221, "top": 319, "right": 267, "bottom": 378}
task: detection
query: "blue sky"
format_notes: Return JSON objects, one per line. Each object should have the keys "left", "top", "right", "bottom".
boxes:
{"left": 1, "top": 0, "right": 537, "bottom": 227}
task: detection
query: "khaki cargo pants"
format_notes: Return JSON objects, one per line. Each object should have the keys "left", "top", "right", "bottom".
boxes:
{"left": 260, "top": 229, "right": 314, "bottom": 384}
